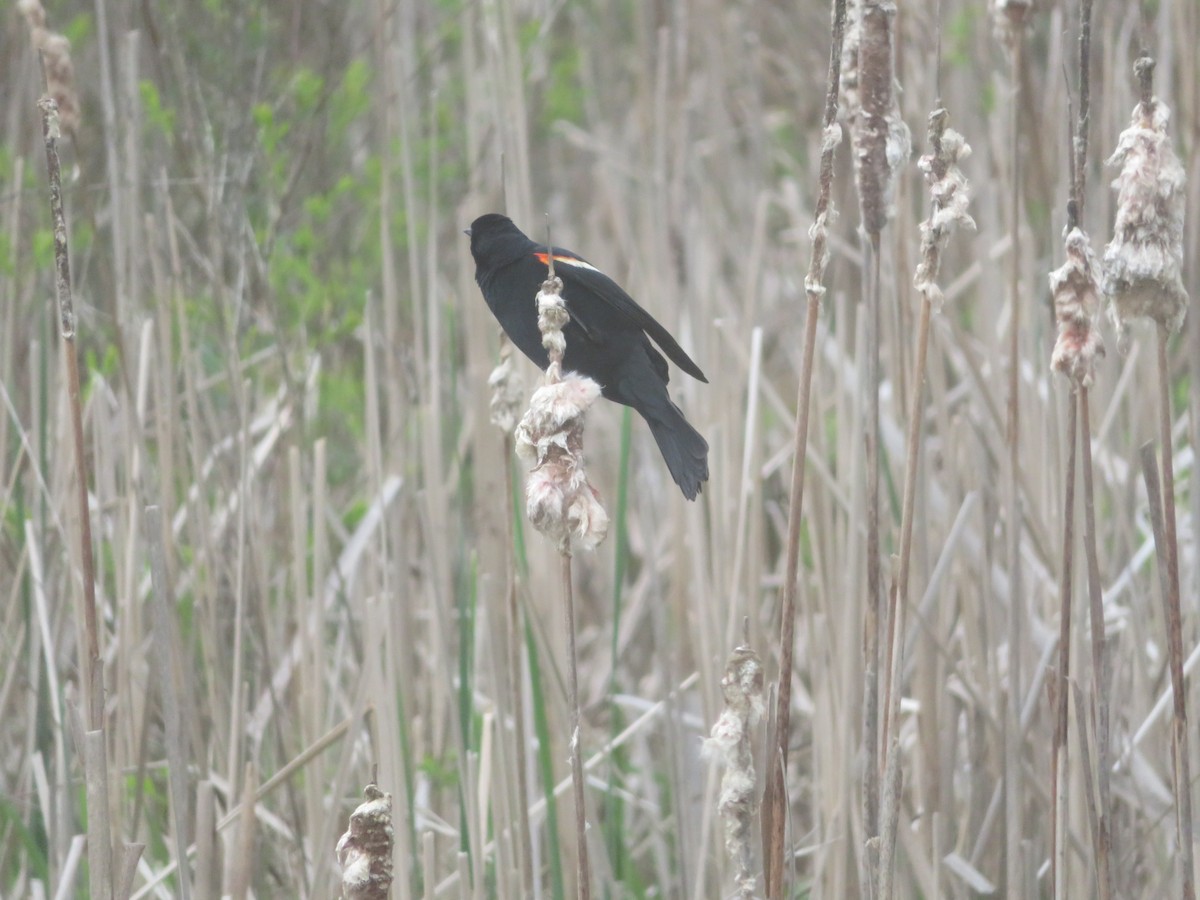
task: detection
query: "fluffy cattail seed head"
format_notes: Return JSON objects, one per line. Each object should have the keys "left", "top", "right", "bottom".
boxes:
{"left": 335, "top": 784, "right": 394, "bottom": 900}
{"left": 914, "top": 108, "right": 976, "bottom": 312}
{"left": 852, "top": 0, "right": 911, "bottom": 236}
{"left": 515, "top": 273, "right": 608, "bottom": 550}
{"left": 488, "top": 338, "right": 525, "bottom": 433}
{"left": 1102, "top": 83, "right": 1188, "bottom": 353}
{"left": 704, "top": 644, "right": 765, "bottom": 898}
{"left": 1049, "top": 228, "right": 1105, "bottom": 388}
{"left": 19, "top": 0, "right": 80, "bottom": 138}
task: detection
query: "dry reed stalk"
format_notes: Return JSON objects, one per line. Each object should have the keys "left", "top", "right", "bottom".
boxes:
{"left": 36, "top": 96, "right": 98, "bottom": 721}
{"left": 992, "top": 2, "right": 1032, "bottom": 889}
{"left": 761, "top": 1, "right": 847, "bottom": 896}
{"left": 226, "top": 762, "right": 258, "bottom": 900}
{"left": 488, "top": 338, "right": 535, "bottom": 894}
{"left": 1139, "top": 443, "right": 1194, "bottom": 900}
{"left": 880, "top": 104, "right": 974, "bottom": 900}
{"left": 145, "top": 505, "right": 194, "bottom": 900}
{"left": 37, "top": 92, "right": 119, "bottom": 899}
{"left": 1050, "top": 393, "right": 1076, "bottom": 900}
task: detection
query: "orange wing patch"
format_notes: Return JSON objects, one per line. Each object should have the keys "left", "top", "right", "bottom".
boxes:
{"left": 534, "top": 251, "right": 600, "bottom": 273}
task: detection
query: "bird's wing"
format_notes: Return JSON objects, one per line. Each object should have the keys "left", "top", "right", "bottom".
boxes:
{"left": 534, "top": 250, "right": 708, "bottom": 383}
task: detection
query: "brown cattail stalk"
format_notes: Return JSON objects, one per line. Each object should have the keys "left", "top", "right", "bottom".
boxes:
{"left": 849, "top": 3, "right": 908, "bottom": 894}
{"left": 762, "top": 0, "right": 848, "bottom": 896}
{"left": 1048, "top": 1, "right": 1112, "bottom": 894}
{"left": 513, "top": 257, "right": 605, "bottom": 898}
{"left": 1103, "top": 56, "right": 1192, "bottom": 900}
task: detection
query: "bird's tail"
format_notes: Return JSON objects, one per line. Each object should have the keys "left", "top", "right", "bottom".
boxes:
{"left": 646, "top": 402, "right": 709, "bottom": 501}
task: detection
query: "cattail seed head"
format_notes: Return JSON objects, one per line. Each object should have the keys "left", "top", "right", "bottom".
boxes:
{"left": 914, "top": 109, "right": 976, "bottom": 312}
{"left": 488, "top": 338, "right": 525, "bottom": 433}
{"left": 1102, "top": 89, "right": 1188, "bottom": 353}
{"left": 1049, "top": 228, "right": 1105, "bottom": 388}
{"left": 19, "top": 0, "right": 80, "bottom": 139}
{"left": 515, "top": 273, "right": 608, "bottom": 550}
{"left": 704, "top": 644, "right": 765, "bottom": 898}
{"left": 335, "top": 784, "right": 394, "bottom": 900}
{"left": 851, "top": 0, "right": 910, "bottom": 236}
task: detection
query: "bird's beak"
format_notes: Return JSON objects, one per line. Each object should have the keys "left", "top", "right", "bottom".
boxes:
{"left": 463, "top": 228, "right": 472, "bottom": 237}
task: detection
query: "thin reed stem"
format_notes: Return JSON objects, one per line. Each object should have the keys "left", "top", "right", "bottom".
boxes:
{"left": 37, "top": 96, "right": 101, "bottom": 729}
{"left": 1078, "top": 389, "right": 1113, "bottom": 898}
{"left": 504, "top": 434, "right": 535, "bottom": 895}
{"left": 762, "top": 1, "right": 847, "bottom": 895}
{"left": 879, "top": 286, "right": 930, "bottom": 899}
{"left": 1051, "top": 393, "right": 1076, "bottom": 898}
{"left": 1154, "top": 325, "right": 1195, "bottom": 900}
{"left": 562, "top": 547, "right": 591, "bottom": 899}
{"left": 862, "top": 235, "right": 883, "bottom": 900}
{"left": 1002, "top": 21, "right": 1026, "bottom": 891}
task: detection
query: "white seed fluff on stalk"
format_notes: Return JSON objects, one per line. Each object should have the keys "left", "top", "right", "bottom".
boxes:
{"left": 1049, "top": 228, "right": 1105, "bottom": 388}
{"left": 914, "top": 113, "right": 976, "bottom": 313}
{"left": 513, "top": 277, "right": 608, "bottom": 551}
{"left": 488, "top": 339, "right": 525, "bottom": 433}
{"left": 335, "top": 784, "right": 394, "bottom": 900}
{"left": 704, "top": 645, "right": 765, "bottom": 898}
{"left": 1102, "top": 97, "right": 1188, "bottom": 353}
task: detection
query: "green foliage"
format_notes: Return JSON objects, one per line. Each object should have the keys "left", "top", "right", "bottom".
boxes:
{"left": 32, "top": 228, "right": 55, "bottom": 272}
{"left": 63, "top": 13, "right": 93, "bottom": 47}
{"left": 419, "top": 751, "right": 460, "bottom": 792}
{"left": 0, "top": 797, "right": 48, "bottom": 884}
{"left": 139, "top": 80, "right": 176, "bottom": 139}
{"left": 330, "top": 61, "right": 371, "bottom": 142}
{"left": 542, "top": 46, "right": 585, "bottom": 128}
{"left": 945, "top": 6, "right": 979, "bottom": 72}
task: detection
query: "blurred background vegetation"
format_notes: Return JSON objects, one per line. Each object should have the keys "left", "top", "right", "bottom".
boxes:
{"left": 1, "top": 0, "right": 1197, "bottom": 896}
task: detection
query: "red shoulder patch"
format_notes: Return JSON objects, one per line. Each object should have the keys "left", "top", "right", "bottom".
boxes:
{"left": 534, "top": 251, "right": 600, "bottom": 273}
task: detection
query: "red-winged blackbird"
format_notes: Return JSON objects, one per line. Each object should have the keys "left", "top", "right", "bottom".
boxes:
{"left": 467, "top": 213, "right": 709, "bottom": 500}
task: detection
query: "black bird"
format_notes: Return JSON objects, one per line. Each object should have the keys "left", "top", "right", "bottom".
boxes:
{"left": 467, "top": 213, "right": 709, "bottom": 500}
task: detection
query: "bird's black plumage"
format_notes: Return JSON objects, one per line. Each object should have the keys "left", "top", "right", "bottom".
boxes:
{"left": 468, "top": 213, "right": 709, "bottom": 500}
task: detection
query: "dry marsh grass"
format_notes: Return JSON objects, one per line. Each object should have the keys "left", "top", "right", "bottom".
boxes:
{"left": 1, "top": 0, "right": 1197, "bottom": 897}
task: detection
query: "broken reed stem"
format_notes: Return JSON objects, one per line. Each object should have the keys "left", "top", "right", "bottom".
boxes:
{"left": 762, "top": 1, "right": 846, "bottom": 896}
{"left": 562, "top": 547, "right": 591, "bottom": 900}
{"left": 1051, "top": 393, "right": 1076, "bottom": 899}
{"left": 1154, "top": 324, "right": 1195, "bottom": 900}
{"left": 38, "top": 96, "right": 102, "bottom": 730}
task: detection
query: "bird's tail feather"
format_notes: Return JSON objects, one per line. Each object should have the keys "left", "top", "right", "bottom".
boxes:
{"left": 646, "top": 402, "right": 709, "bottom": 500}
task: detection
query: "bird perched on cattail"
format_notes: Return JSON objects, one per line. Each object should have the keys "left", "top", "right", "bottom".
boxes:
{"left": 467, "top": 213, "right": 709, "bottom": 500}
